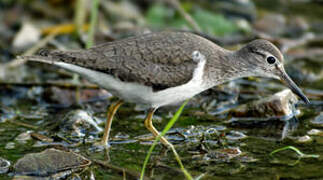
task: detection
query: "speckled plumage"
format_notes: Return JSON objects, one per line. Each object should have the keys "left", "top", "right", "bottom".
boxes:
{"left": 31, "top": 31, "right": 226, "bottom": 91}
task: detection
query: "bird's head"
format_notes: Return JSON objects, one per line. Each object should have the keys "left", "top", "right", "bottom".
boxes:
{"left": 238, "top": 39, "right": 310, "bottom": 104}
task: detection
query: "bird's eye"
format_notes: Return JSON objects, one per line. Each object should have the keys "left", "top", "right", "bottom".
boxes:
{"left": 266, "top": 56, "right": 276, "bottom": 64}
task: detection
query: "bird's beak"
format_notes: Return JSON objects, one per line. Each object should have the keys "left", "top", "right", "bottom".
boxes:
{"left": 276, "top": 65, "right": 310, "bottom": 104}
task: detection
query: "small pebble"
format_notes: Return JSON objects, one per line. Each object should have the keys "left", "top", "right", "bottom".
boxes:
{"left": 310, "top": 112, "right": 323, "bottom": 127}
{"left": 0, "top": 157, "right": 11, "bottom": 174}
{"left": 60, "top": 110, "right": 102, "bottom": 138}
{"left": 226, "top": 131, "right": 247, "bottom": 141}
{"left": 307, "top": 129, "right": 323, "bottom": 136}
{"left": 12, "top": 23, "right": 40, "bottom": 50}
{"left": 296, "top": 135, "right": 312, "bottom": 143}
{"left": 15, "top": 132, "right": 32, "bottom": 143}
{"left": 5, "top": 142, "right": 15, "bottom": 150}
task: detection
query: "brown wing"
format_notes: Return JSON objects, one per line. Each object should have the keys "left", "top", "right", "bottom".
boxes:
{"left": 37, "top": 31, "right": 207, "bottom": 91}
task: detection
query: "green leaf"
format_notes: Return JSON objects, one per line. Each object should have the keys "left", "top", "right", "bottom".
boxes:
{"left": 192, "top": 9, "right": 238, "bottom": 36}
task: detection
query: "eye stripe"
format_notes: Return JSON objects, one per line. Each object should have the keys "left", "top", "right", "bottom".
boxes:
{"left": 254, "top": 51, "right": 266, "bottom": 58}
{"left": 249, "top": 47, "right": 266, "bottom": 58}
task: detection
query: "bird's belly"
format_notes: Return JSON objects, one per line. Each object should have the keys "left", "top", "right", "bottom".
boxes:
{"left": 55, "top": 62, "right": 206, "bottom": 108}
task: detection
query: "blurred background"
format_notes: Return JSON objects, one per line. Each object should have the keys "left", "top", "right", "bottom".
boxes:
{"left": 0, "top": 0, "right": 322, "bottom": 179}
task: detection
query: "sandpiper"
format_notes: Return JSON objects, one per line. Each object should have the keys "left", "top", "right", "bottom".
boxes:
{"left": 20, "top": 31, "right": 309, "bottom": 147}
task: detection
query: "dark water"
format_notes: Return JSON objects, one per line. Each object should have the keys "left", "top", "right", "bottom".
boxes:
{"left": 0, "top": 0, "right": 323, "bottom": 179}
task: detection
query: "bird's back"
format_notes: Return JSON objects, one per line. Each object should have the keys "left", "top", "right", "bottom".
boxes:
{"left": 25, "top": 31, "right": 220, "bottom": 91}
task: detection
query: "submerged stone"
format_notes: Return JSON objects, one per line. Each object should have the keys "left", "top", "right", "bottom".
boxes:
{"left": 225, "top": 130, "right": 247, "bottom": 141}
{"left": 295, "top": 135, "right": 312, "bottom": 143}
{"left": 14, "top": 148, "right": 91, "bottom": 178}
{"left": 203, "top": 147, "right": 242, "bottom": 163}
{"left": 254, "top": 13, "right": 286, "bottom": 36}
{"left": 311, "top": 112, "right": 323, "bottom": 127}
{"left": 230, "top": 89, "right": 298, "bottom": 118}
{"left": 228, "top": 116, "right": 299, "bottom": 139}
{"left": 5, "top": 142, "right": 15, "bottom": 150}
{"left": 307, "top": 129, "right": 323, "bottom": 136}
{"left": 0, "top": 107, "right": 17, "bottom": 122}
{"left": 0, "top": 157, "right": 10, "bottom": 174}
{"left": 12, "top": 23, "right": 40, "bottom": 51}
{"left": 15, "top": 131, "right": 32, "bottom": 144}
{"left": 59, "top": 110, "right": 102, "bottom": 138}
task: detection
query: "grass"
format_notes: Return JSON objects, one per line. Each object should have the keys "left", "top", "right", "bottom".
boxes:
{"left": 270, "top": 146, "right": 319, "bottom": 165}
{"left": 140, "top": 100, "right": 193, "bottom": 180}
{"left": 86, "top": 0, "right": 100, "bottom": 49}
{"left": 74, "top": 0, "right": 87, "bottom": 36}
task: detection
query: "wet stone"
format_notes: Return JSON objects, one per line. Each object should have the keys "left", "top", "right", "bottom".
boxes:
{"left": 14, "top": 148, "right": 91, "bottom": 178}
{"left": 310, "top": 112, "right": 323, "bottom": 127}
{"left": 15, "top": 131, "right": 32, "bottom": 144}
{"left": 183, "top": 125, "right": 226, "bottom": 138}
{"left": 254, "top": 13, "right": 286, "bottom": 36}
{"left": 12, "top": 22, "right": 40, "bottom": 51}
{"left": 285, "top": 57, "right": 323, "bottom": 85}
{"left": 113, "top": 132, "right": 130, "bottom": 140}
{"left": 0, "top": 107, "right": 17, "bottom": 122}
{"left": 230, "top": 89, "right": 298, "bottom": 118}
{"left": 211, "top": 0, "right": 256, "bottom": 21}
{"left": 59, "top": 110, "right": 102, "bottom": 138}
{"left": 295, "top": 135, "right": 312, "bottom": 143}
{"left": 307, "top": 129, "right": 323, "bottom": 136}
{"left": 0, "top": 157, "right": 10, "bottom": 174}
{"left": 225, "top": 130, "right": 247, "bottom": 141}
{"left": 5, "top": 142, "right": 15, "bottom": 150}
{"left": 203, "top": 147, "right": 242, "bottom": 163}
{"left": 227, "top": 116, "right": 299, "bottom": 139}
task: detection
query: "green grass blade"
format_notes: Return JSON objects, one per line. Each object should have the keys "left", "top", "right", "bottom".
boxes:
{"left": 140, "top": 100, "right": 192, "bottom": 180}
{"left": 86, "top": 0, "right": 100, "bottom": 49}
{"left": 74, "top": 0, "right": 87, "bottom": 36}
{"left": 270, "top": 145, "right": 319, "bottom": 158}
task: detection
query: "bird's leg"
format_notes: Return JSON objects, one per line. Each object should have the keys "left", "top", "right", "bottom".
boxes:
{"left": 144, "top": 108, "right": 173, "bottom": 148}
{"left": 101, "top": 100, "right": 123, "bottom": 146}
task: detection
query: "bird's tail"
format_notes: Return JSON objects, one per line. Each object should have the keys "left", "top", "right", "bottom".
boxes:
{"left": 16, "top": 55, "right": 56, "bottom": 64}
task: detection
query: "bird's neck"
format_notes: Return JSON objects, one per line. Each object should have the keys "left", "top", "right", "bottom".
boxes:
{"left": 203, "top": 49, "right": 257, "bottom": 88}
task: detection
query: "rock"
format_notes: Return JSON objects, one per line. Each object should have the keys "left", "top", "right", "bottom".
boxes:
{"left": 230, "top": 89, "right": 298, "bottom": 118}
{"left": 295, "top": 135, "right": 312, "bottom": 143}
{"left": 14, "top": 148, "right": 91, "bottom": 178}
{"left": 228, "top": 116, "right": 299, "bottom": 139}
{"left": 254, "top": 13, "right": 286, "bottom": 36}
{"left": 207, "top": 0, "right": 257, "bottom": 22}
{"left": 225, "top": 130, "right": 247, "bottom": 141}
{"left": 284, "top": 56, "right": 323, "bottom": 85}
{"left": 307, "top": 129, "right": 323, "bottom": 136}
{"left": 203, "top": 147, "right": 242, "bottom": 163}
{"left": 15, "top": 131, "right": 32, "bottom": 144}
{"left": 0, "top": 157, "right": 10, "bottom": 174}
{"left": 0, "top": 106, "right": 16, "bottom": 122}
{"left": 59, "top": 110, "right": 102, "bottom": 138}
{"left": 12, "top": 23, "right": 40, "bottom": 51}
{"left": 5, "top": 142, "right": 15, "bottom": 150}
{"left": 44, "top": 87, "right": 76, "bottom": 106}
{"left": 101, "top": 1, "right": 144, "bottom": 24}
{"left": 311, "top": 112, "right": 323, "bottom": 127}
{"left": 286, "top": 16, "right": 309, "bottom": 37}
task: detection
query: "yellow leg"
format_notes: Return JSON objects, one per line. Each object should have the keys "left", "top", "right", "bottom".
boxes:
{"left": 144, "top": 108, "right": 173, "bottom": 148}
{"left": 101, "top": 100, "right": 123, "bottom": 146}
